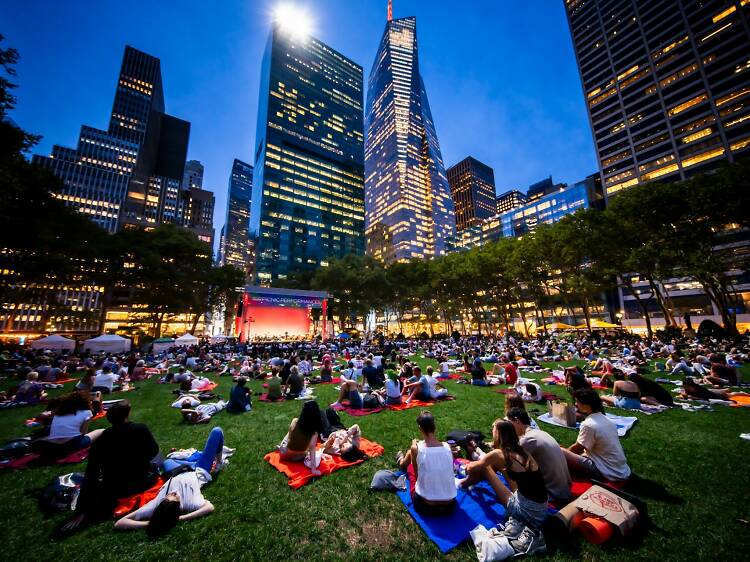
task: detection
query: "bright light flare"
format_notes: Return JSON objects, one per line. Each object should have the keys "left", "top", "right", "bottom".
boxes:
{"left": 274, "top": 4, "right": 313, "bottom": 40}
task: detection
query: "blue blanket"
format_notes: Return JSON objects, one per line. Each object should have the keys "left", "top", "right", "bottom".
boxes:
{"left": 396, "top": 476, "right": 508, "bottom": 554}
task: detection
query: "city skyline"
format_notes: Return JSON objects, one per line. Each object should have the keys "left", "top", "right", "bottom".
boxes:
{"left": 3, "top": 0, "right": 596, "bottom": 254}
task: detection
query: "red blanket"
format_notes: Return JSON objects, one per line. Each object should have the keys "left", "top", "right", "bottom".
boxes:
{"left": 258, "top": 393, "right": 285, "bottom": 402}
{"left": 54, "top": 378, "right": 78, "bottom": 385}
{"left": 264, "top": 438, "right": 384, "bottom": 489}
{"left": 194, "top": 381, "right": 218, "bottom": 392}
{"left": 0, "top": 447, "right": 90, "bottom": 470}
{"left": 333, "top": 396, "right": 456, "bottom": 416}
{"left": 310, "top": 377, "right": 341, "bottom": 385}
{"left": 436, "top": 374, "right": 462, "bottom": 380}
{"left": 113, "top": 477, "right": 166, "bottom": 517}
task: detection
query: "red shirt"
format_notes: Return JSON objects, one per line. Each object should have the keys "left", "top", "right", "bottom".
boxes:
{"left": 504, "top": 363, "right": 518, "bottom": 385}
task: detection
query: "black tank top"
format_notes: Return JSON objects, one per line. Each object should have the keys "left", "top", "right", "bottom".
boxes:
{"left": 507, "top": 465, "right": 547, "bottom": 504}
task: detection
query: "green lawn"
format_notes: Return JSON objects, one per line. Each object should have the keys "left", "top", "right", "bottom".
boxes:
{"left": 0, "top": 357, "right": 749, "bottom": 561}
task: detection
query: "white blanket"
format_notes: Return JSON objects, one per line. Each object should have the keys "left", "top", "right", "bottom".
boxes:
{"left": 537, "top": 412, "right": 638, "bottom": 437}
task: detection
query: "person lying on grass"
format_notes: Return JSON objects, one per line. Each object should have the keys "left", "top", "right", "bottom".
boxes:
{"left": 180, "top": 399, "right": 226, "bottom": 424}
{"left": 114, "top": 427, "right": 227, "bottom": 537}
{"left": 560, "top": 389, "right": 631, "bottom": 483}
{"left": 396, "top": 411, "right": 457, "bottom": 516}
{"left": 277, "top": 401, "right": 325, "bottom": 476}
{"left": 679, "top": 377, "right": 744, "bottom": 401}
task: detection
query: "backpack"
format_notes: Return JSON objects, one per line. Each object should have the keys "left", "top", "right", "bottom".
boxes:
{"left": 38, "top": 472, "right": 84, "bottom": 517}
{"left": 362, "top": 394, "right": 382, "bottom": 410}
{"left": 0, "top": 438, "right": 32, "bottom": 460}
{"left": 446, "top": 429, "right": 485, "bottom": 447}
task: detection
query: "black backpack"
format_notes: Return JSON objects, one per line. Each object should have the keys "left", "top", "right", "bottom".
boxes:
{"left": 38, "top": 472, "right": 84, "bottom": 517}
{"left": 362, "top": 394, "right": 382, "bottom": 410}
{"left": 446, "top": 429, "right": 485, "bottom": 447}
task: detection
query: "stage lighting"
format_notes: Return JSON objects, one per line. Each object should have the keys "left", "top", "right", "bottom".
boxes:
{"left": 274, "top": 4, "right": 313, "bottom": 40}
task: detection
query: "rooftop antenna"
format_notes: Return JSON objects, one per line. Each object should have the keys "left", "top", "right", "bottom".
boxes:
{"left": 388, "top": 0, "right": 393, "bottom": 21}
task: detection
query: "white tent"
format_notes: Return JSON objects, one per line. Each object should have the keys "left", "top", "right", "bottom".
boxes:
{"left": 30, "top": 334, "right": 76, "bottom": 352}
{"left": 175, "top": 333, "right": 199, "bottom": 347}
{"left": 83, "top": 334, "right": 132, "bottom": 354}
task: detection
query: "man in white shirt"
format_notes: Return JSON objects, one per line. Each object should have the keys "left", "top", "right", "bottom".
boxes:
{"left": 92, "top": 366, "right": 120, "bottom": 393}
{"left": 561, "top": 389, "right": 631, "bottom": 482}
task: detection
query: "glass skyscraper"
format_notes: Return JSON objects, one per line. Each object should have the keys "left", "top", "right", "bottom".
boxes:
{"left": 565, "top": 0, "right": 750, "bottom": 198}
{"left": 249, "top": 22, "right": 365, "bottom": 285}
{"left": 364, "top": 12, "right": 455, "bottom": 263}
{"left": 221, "top": 159, "right": 254, "bottom": 276}
{"left": 446, "top": 156, "right": 497, "bottom": 231}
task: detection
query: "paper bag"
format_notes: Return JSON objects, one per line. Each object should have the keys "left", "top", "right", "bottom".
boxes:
{"left": 549, "top": 400, "right": 576, "bottom": 427}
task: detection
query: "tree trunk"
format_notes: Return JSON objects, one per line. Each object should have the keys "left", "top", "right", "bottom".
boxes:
{"left": 648, "top": 278, "right": 676, "bottom": 327}
{"left": 624, "top": 278, "right": 653, "bottom": 339}
{"left": 582, "top": 296, "right": 592, "bottom": 332}
{"left": 190, "top": 312, "right": 200, "bottom": 334}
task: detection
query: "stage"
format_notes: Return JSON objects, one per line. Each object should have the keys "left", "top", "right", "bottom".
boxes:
{"left": 235, "top": 286, "right": 329, "bottom": 342}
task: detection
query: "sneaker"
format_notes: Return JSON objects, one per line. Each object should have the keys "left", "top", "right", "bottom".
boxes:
{"left": 394, "top": 450, "right": 405, "bottom": 467}
{"left": 510, "top": 526, "right": 546, "bottom": 557}
{"left": 500, "top": 517, "right": 525, "bottom": 539}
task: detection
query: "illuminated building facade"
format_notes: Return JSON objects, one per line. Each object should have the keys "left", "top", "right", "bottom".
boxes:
{"left": 449, "top": 174, "right": 604, "bottom": 250}
{"left": 565, "top": 0, "right": 750, "bottom": 199}
{"left": 250, "top": 22, "right": 365, "bottom": 285}
{"left": 364, "top": 12, "right": 455, "bottom": 263}
{"left": 446, "top": 157, "right": 497, "bottom": 231}
{"left": 221, "top": 159, "right": 254, "bottom": 277}
{"left": 496, "top": 189, "right": 528, "bottom": 214}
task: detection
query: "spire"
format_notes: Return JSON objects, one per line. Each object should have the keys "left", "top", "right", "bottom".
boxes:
{"left": 387, "top": 0, "right": 393, "bottom": 21}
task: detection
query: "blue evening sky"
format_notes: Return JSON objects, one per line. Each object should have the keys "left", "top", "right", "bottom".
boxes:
{"left": 3, "top": 0, "right": 596, "bottom": 245}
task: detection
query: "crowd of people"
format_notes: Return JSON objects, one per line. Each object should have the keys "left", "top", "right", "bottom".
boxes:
{"left": 0, "top": 329, "right": 747, "bottom": 552}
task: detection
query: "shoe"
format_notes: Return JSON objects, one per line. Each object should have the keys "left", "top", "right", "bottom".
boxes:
{"left": 394, "top": 450, "right": 405, "bottom": 467}
{"left": 500, "top": 517, "right": 525, "bottom": 539}
{"left": 509, "top": 526, "right": 546, "bottom": 557}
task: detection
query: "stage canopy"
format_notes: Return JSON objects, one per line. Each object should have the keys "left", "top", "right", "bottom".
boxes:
{"left": 237, "top": 286, "right": 329, "bottom": 341}
{"left": 175, "top": 333, "right": 199, "bottom": 346}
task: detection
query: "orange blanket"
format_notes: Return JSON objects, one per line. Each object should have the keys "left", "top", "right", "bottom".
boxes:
{"left": 264, "top": 437, "right": 384, "bottom": 489}
{"left": 730, "top": 393, "right": 750, "bottom": 407}
{"left": 388, "top": 396, "right": 455, "bottom": 411}
{"left": 113, "top": 477, "right": 166, "bottom": 517}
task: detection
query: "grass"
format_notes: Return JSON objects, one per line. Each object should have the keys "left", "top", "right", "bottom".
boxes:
{"left": 0, "top": 357, "right": 749, "bottom": 561}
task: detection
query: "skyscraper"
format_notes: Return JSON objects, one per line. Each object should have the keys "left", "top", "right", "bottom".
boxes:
{"left": 33, "top": 46, "right": 166, "bottom": 233}
{"left": 249, "top": 18, "right": 365, "bottom": 285}
{"left": 446, "top": 156, "right": 497, "bottom": 231}
{"left": 565, "top": 0, "right": 750, "bottom": 199}
{"left": 364, "top": 5, "right": 455, "bottom": 263}
{"left": 496, "top": 190, "right": 527, "bottom": 214}
{"left": 221, "top": 159, "right": 254, "bottom": 276}
{"left": 183, "top": 160, "right": 205, "bottom": 189}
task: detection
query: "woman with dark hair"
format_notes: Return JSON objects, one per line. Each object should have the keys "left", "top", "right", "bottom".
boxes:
{"left": 561, "top": 389, "right": 630, "bottom": 483}
{"left": 114, "top": 427, "right": 224, "bottom": 537}
{"left": 35, "top": 391, "right": 104, "bottom": 458}
{"left": 680, "top": 377, "right": 737, "bottom": 401}
{"left": 628, "top": 373, "right": 673, "bottom": 406}
{"left": 277, "top": 401, "right": 325, "bottom": 475}
{"left": 75, "top": 367, "right": 96, "bottom": 392}
{"left": 396, "top": 411, "right": 456, "bottom": 516}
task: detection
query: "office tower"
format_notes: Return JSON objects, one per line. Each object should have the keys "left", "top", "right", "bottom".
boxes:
{"left": 526, "top": 176, "right": 568, "bottom": 202}
{"left": 565, "top": 0, "right": 750, "bottom": 198}
{"left": 446, "top": 156, "right": 497, "bottom": 231}
{"left": 249, "top": 19, "right": 365, "bottom": 285}
{"left": 183, "top": 159, "right": 205, "bottom": 189}
{"left": 33, "top": 46, "right": 167, "bottom": 232}
{"left": 496, "top": 189, "right": 527, "bottom": 214}
{"left": 221, "top": 159, "right": 254, "bottom": 276}
{"left": 364, "top": 7, "right": 455, "bottom": 263}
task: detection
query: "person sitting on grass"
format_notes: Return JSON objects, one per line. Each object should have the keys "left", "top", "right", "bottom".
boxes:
{"left": 460, "top": 419, "right": 549, "bottom": 551}
{"left": 285, "top": 365, "right": 305, "bottom": 399}
{"left": 517, "top": 382, "right": 543, "bottom": 403}
{"left": 469, "top": 359, "right": 488, "bottom": 386}
{"left": 75, "top": 368, "right": 96, "bottom": 392}
{"left": 114, "top": 427, "right": 226, "bottom": 537}
{"left": 92, "top": 365, "right": 120, "bottom": 394}
{"left": 375, "top": 370, "right": 403, "bottom": 405}
{"left": 560, "top": 389, "right": 631, "bottom": 483}
{"left": 423, "top": 366, "right": 449, "bottom": 400}
{"left": 402, "top": 366, "right": 432, "bottom": 403}
{"left": 34, "top": 391, "right": 104, "bottom": 458}
{"left": 180, "top": 399, "right": 226, "bottom": 424}
{"left": 600, "top": 376, "right": 642, "bottom": 410}
{"left": 396, "top": 411, "right": 457, "bottom": 516}
{"left": 226, "top": 377, "right": 252, "bottom": 413}
{"left": 10, "top": 371, "right": 47, "bottom": 405}
{"left": 277, "top": 401, "right": 325, "bottom": 476}
{"left": 266, "top": 368, "right": 283, "bottom": 401}
{"left": 58, "top": 401, "right": 160, "bottom": 534}
{"left": 330, "top": 379, "right": 366, "bottom": 410}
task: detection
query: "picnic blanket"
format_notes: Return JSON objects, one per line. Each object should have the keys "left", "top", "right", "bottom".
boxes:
{"left": 496, "top": 388, "right": 558, "bottom": 402}
{"left": 263, "top": 437, "right": 384, "bottom": 489}
{"left": 730, "top": 393, "right": 750, "bottom": 407}
{"left": 113, "top": 477, "right": 166, "bottom": 517}
{"left": 309, "top": 377, "right": 341, "bottom": 385}
{"left": 332, "top": 396, "right": 455, "bottom": 416}
{"left": 537, "top": 412, "right": 638, "bottom": 437}
{"left": 396, "top": 468, "right": 508, "bottom": 554}
{"left": 194, "top": 381, "right": 218, "bottom": 392}
{"left": 388, "top": 396, "right": 455, "bottom": 411}
{"left": 0, "top": 447, "right": 90, "bottom": 470}
{"left": 436, "top": 374, "right": 462, "bottom": 380}
{"left": 331, "top": 402, "right": 384, "bottom": 416}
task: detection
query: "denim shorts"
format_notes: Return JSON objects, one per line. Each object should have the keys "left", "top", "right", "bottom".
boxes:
{"left": 614, "top": 396, "right": 641, "bottom": 410}
{"left": 506, "top": 491, "right": 548, "bottom": 530}
{"left": 471, "top": 379, "right": 488, "bottom": 386}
